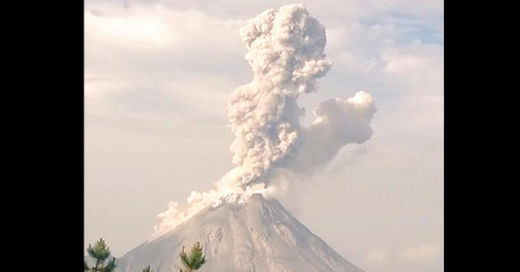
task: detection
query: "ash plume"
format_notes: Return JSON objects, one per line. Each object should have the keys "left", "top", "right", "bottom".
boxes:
{"left": 229, "top": 3, "right": 331, "bottom": 186}
{"left": 154, "top": 4, "right": 376, "bottom": 236}
{"left": 287, "top": 91, "right": 376, "bottom": 173}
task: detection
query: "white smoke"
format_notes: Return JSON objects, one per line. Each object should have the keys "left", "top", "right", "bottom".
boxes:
{"left": 287, "top": 91, "right": 376, "bottom": 173}
{"left": 228, "top": 3, "right": 331, "bottom": 186}
{"left": 154, "top": 4, "right": 376, "bottom": 236}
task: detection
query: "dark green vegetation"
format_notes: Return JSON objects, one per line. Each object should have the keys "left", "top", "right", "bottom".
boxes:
{"left": 141, "top": 265, "right": 153, "bottom": 272}
{"left": 85, "top": 238, "right": 117, "bottom": 272}
{"left": 179, "top": 242, "right": 206, "bottom": 272}
{"left": 85, "top": 238, "right": 206, "bottom": 272}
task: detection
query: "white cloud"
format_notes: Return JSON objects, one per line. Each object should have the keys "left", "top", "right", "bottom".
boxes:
{"left": 84, "top": 3, "right": 250, "bottom": 120}
{"left": 85, "top": 3, "right": 247, "bottom": 52}
{"left": 85, "top": 9, "right": 177, "bottom": 49}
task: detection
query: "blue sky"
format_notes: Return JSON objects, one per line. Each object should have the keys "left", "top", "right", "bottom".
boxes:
{"left": 85, "top": 1, "right": 443, "bottom": 271}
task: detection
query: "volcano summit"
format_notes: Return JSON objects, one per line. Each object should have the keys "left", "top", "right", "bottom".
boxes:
{"left": 118, "top": 194, "right": 362, "bottom": 272}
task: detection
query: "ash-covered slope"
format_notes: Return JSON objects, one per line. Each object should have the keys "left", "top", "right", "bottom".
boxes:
{"left": 118, "top": 194, "right": 362, "bottom": 272}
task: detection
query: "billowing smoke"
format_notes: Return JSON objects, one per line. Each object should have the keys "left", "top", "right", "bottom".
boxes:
{"left": 229, "top": 4, "right": 331, "bottom": 186}
{"left": 287, "top": 91, "right": 376, "bottom": 173}
{"left": 154, "top": 4, "right": 376, "bottom": 236}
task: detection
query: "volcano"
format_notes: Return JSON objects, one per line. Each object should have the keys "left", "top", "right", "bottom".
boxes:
{"left": 117, "top": 194, "right": 362, "bottom": 272}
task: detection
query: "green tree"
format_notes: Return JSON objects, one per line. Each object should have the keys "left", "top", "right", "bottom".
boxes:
{"left": 141, "top": 265, "right": 153, "bottom": 272}
{"left": 85, "top": 238, "right": 117, "bottom": 272}
{"left": 179, "top": 242, "right": 206, "bottom": 272}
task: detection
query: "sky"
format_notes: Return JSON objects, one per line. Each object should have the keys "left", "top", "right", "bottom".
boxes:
{"left": 84, "top": 1, "right": 444, "bottom": 272}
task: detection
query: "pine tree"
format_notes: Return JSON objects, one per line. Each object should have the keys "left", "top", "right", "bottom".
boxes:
{"left": 141, "top": 265, "right": 153, "bottom": 272}
{"left": 85, "top": 238, "right": 117, "bottom": 272}
{"left": 179, "top": 242, "right": 206, "bottom": 272}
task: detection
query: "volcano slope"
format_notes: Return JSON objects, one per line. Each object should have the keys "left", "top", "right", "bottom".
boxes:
{"left": 117, "top": 194, "right": 362, "bottom": 272}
